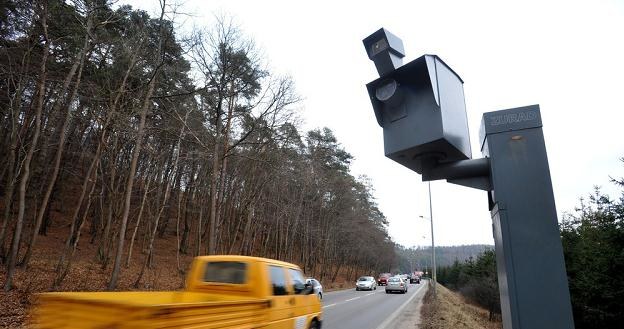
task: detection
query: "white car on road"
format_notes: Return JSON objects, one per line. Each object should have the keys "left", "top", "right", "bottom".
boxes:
{"left": 306, "top": 278, "right": 323, "bottom": 300}
{"left": 355, "top": 276, "right": 377, "bottom": 291}
{"left": 385, "top": 276, "right": 408, "bottom": 294}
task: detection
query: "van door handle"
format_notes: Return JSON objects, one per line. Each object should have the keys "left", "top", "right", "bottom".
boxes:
{"left": 289, "top": 297, "right": 296, "bottom": 305}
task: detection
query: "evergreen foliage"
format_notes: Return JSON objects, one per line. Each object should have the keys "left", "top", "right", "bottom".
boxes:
{"left": 560, "top": 174, "right": 624, "bottom": 329}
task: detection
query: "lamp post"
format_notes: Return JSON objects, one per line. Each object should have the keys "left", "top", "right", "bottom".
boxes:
{"left": 420, "top": 182, "right": 436, "bottom": 295}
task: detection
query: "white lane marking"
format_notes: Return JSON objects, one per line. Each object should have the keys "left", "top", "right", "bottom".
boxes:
{"left": 323, "top": 288, "right": 382, "bottom": 308}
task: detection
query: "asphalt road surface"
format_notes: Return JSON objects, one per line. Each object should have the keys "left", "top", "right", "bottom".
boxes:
{"left": 321, "top": 282, "right": 426, "bottom": 329}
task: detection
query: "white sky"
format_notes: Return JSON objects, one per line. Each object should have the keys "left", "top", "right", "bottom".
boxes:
{"left": 125, "top": 0, "right": 624, "bottom": 247}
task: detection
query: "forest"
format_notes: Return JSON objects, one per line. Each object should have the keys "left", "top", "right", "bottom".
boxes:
{"left": 0, "top": 0, "right": 396, "bottom": 306}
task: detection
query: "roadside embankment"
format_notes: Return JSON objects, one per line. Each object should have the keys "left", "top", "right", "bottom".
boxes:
{"left": 420, "top": 283, "right": 502, "bottom": 329}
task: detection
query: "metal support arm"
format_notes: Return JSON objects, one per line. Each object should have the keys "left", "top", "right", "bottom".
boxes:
{"left": 421, "top": 157, "right": 489, "bottom": 181}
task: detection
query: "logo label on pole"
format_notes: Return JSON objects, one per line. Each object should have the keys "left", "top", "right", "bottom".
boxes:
{"left": 489, "top": 111, "right": 537, "bottom": 126}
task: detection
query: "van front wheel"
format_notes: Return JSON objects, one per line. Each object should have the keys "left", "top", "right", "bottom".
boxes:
{"left": 309, "top": 320, "right": 320, "bottom": 329}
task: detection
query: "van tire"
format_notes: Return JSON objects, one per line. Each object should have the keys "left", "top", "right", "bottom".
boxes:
{"left": 309, "top": 320, "right": 320, "bottom": 329}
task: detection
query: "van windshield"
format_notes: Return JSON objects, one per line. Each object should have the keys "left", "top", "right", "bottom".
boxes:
{"left": 203, "top": 261, "right": 247, "bottom": 284}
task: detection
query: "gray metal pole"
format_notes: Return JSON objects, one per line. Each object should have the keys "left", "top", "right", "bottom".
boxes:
{"left": 428, "top": 181, "right": 436, "bottom": 294}
{"left": 481, "top": 105, "right": 574, "bottom": 329}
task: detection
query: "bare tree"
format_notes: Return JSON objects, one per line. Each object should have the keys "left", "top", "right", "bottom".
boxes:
{"left": 108, "top": 0, "right": 169, "bottom": 290}
{"left": 4, "top": 0, "right": 49, "bottom": 291}
{"left": 134, "top": 112, "right": 185, "bottom": 287}
{"left": 20, "top": 5, "right": 94, "bottom": 267}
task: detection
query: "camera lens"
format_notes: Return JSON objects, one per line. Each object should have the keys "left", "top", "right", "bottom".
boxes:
{"left": 370, "top": 38, "right": 389, "bottom": 57}
{"left": 375, "top": 79, "right": 398, "bottom": 102}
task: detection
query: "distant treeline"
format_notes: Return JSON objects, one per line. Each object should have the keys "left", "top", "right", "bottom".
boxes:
{"left": 395, "top": 244, "right": 493, "bottom": 273}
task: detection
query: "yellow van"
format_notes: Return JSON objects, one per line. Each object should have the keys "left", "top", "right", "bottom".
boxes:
{"left": 35, "top": 255, "right": 322, "bottom": 328}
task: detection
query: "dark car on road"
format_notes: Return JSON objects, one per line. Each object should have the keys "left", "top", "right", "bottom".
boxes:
{"left": 377, "top": 273, "right": 391, "bottom": 286}
{"left": 410, "top": 274, "right": 420, "bottom": 284}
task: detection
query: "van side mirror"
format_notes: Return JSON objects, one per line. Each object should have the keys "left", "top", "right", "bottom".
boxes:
{"left": 304, "top": 283, "right": 314, "bottom": 295}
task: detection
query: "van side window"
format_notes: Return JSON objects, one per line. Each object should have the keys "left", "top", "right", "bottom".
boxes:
{"left": 288, "top": 269, "right": 306, "bottom": 294}
{"left": 269, "top": 266, "right": 289, "bottom": 296}
{"left": 203, "top": 261, "right": 247, "bottom": 284}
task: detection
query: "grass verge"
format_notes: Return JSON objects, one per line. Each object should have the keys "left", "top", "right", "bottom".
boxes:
{"left": 420, "top": 283, "right": 502, "bottom": 329}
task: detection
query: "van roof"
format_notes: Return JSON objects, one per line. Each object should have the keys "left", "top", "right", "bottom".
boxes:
{"left": 195, "top": 255, "right": 302, "bottom": 269}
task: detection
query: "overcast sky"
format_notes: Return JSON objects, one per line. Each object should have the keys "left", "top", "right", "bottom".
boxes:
{"left": 125, "top": 0, "right": 624, "bottom": 247}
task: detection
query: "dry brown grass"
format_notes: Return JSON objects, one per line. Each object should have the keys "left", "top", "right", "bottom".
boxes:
{"left": 420, "top": 283, "right": 502, "bottom": 329}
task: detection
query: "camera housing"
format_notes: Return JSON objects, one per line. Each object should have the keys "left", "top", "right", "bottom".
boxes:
{"left": 363, "top": 28, "right": 405, "bottom": 76}
{"left": 365, "top": 52, "right": 472, "bottom": 174}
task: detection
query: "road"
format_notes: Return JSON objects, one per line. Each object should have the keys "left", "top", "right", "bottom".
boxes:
{"left": 321, "top": 282, "right": 426, "bottom": 329}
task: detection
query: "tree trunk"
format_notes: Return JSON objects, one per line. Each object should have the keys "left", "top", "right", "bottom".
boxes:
{"left": 52, "top": 149, "right": 99, "bottom": 284}
{"left": 3, "top": 3, "right": 49, "bottom": 291}
{"left": 21, "top": 30, "right": 90, "bottom": 267}
{"left": 125, "top": 170, "right": 153, "bottom": 268}
{"left": 207, "top": 109, "right": 221, "bottom": 254}
{"left": 134, "top": 122, "right": 183, "bottom": 286}
{"left": 107, "top": 0, "right": 168, "bottom": 288}
{"left": 98, "top": 51, "right": 138, "bottom": 260}
{"left": 108, "top": 73, "right": 158, "bottom": 290}
{"left": 98, "top": 134, "right": 119, "bottom": 267}
{"left": 0, "top": 24, "right": 34, "bottom": 260}
{"left": 157, "top": 147, "right": 178, "bottom": 238}
{"left": 52, "top": 167, "right": 98, "bottom": 288}
{"left": 195, "top": 193, "right": 204, "bottom": 257}
{"left": 0, "top": 103, "right": 20, "bottom": 258}
{"left": 180, "top": 162, "right": 197, "bottom": 255}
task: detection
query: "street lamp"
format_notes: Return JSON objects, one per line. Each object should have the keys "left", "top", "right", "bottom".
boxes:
{"left": 419, "top": 181, "right": 436, "bottom": 295}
